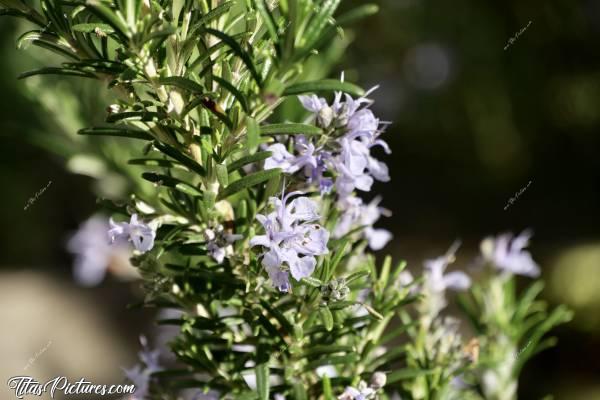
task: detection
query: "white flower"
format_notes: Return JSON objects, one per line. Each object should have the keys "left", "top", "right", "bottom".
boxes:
{"left": 315, "top": 365, "right": 338, "bottom": 378}
{"left": 338, "top": 381, "right": 376, "bottom": 400}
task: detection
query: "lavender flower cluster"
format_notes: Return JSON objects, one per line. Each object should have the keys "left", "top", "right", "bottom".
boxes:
{"left": 253, "top": 90, "right": 393, "bottom": 290}
{"left": 250, "top": 191, "right": 329, "bottom": 292}
{"left": 265, "top": 89, "right": 390, "bottom": 196}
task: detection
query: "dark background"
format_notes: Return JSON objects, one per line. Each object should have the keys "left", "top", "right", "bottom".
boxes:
{"left": 1, "top": 0, "right": 600, "bottom": 398}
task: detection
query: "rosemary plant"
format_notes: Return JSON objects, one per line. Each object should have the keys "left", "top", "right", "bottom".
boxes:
{"left": 1, "top": 1, "right": 572, "bottom": 399}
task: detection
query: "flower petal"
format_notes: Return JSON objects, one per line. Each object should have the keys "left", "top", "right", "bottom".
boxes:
{"left": 249, "top": 234, "right": 271, "bottom": 248}
{"left": 443, "top": 271, "right": 471, "bottom": 291}
{"left": 288, "top": 196, "right": 320, "bottom": 222}
{"left": 365, "top": 227, "right": 392, "bottom": 251}
{"left": 289, "top": 255, "right": 316, "bottom": 281}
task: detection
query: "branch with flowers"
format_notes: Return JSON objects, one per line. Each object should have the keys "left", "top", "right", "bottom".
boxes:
{"left": 1, "top": 0, "right": 572, "bottom": 399}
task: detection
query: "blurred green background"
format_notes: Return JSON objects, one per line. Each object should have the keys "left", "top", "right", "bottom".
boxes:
{"left": 1, "top": 0, "right": 600, "bottom": 398}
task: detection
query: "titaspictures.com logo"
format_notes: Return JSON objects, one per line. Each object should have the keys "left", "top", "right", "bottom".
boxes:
{"left": 7, "top": 376, "right": 136, "bottom": 399}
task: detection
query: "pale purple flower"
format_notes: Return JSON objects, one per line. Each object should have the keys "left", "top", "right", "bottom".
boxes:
{"left": 203, "top": 225, "right": 242, "bottom": 263}
{"left": 333, "top": 196, "right": 392, "bottom": 250}
{"left": 264, "top": 143, "right": 297, "bottom": 173}
{"left": 299, "top": 94, "right": 328, "bottom": 114}
{"left": 480, "top": 230, "right": 540, "bottom": 277}
{"left": 67, "top": 215, "right": 130, "bottom": 286}
{"left": 264, "top": 137, "right": 335, "bottom": 193}
{"left": 294, "top": 86, "right": 390, "bottom": 198}
{"left": 451, "top": 376, "right": 472, "bottom": 390}
{"left": 420, "top": 244, "right": 470, "bottom": 319}
{"left": 343, "top": 89, "right": 376, "bottom": 117}
{"left": 263, "top": 139, "right": 318, "bottom": 175}
{"left": 334, "top": 138, "right": 375, "bottom": 196}
{"left": 294, "top": 136, "right": 318, "bottom": 173}
{"left": 424, "top": 244, "right": 471, "bottom": 292}
{"left": 123, "top": 364, "right": 150, "bottom": 400}
{"left": 335, "top": 136, "right": 390, "bottom": 194}
{"left": 294, "top": 136, "right": 333, "bottom": 193}
{"left": 123, "top": 336, "right": 162, "bottom": 400}
{"left": 425, "top": 257, "right": 471, "bottom": 292}
{"left": 347, "top": 108, "right": 379, "bottom": 137}
{"left": 250, "top": 192, "right": 329, "bottom": 292}
{"left": 300, "top": 88, "right": 374, "bottom": 128}
{"left": 138, "top": 336, "right": 161, "bottom": 373}
{"left": 355, "top": 133, "right": 391, "bottom": 182}
{"left": 332, "top": 128, "right": 390, "bottom": 197}
{"left": 300, "top": 86, "right": 381, "bottom": 131}
{"left": 109, "top": 213, "right": 156, "bottom": 253}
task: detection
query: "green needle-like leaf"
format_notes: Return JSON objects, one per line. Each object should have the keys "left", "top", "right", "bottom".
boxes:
{"left": 227, "top": 151, "right": 272, "bottom": 173}
{"left": 72, "top": 23, "right": 115, "bottom": 34}
{"left": 78, "top": 126, "right": 154, "bottom": 140}
{"left": 283, "top": 79, "right": 365, "bottom": 97}
{"left": 319, "top": 306, "right": 334, "bottom": 331}
{"left": 86, "top": 0, "right": 130, "bottom": 38}
{"left": 153, "top": 141, "right": 207, "bottom": 177}
{"left": 255, "top": 363, "right": 269, "bottom": 400}
{"left": 213, "top": 76, "right": 249, "bottom": 112}
{"left": 142, "top": 172, "right": 203, "bottom": 197}
{"left": 157, "top": 76, "right": 205, "bottom": 94}
{"left": 18, "top": 67, "right": 96, "bottom": 79}
{"left": 260, "top": 123, "right": 322, "bottom": 136}
{"left": 386, "top": 368, "right": 435, "bottom": 384}
{"left": 246, "top": 117, "right": 260, "bottom": 154}
{"left": 218, "top": 168, "right": 281, "bottom": 199}
{"left": 253, "top": 0, "right": 279, "bottom": 53}
{"left": 205, "top": 28, "right": 263, "bottom": 87}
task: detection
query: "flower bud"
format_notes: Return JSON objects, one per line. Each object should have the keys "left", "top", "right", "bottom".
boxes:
{"left": 328, "top": 279, "right": 339, "bottom": 290}
{"left": 317, "top": 106, "right": 334, "bottom": 128}
{"left": 370, "top": 371, "right": 387, "bottom": 390}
